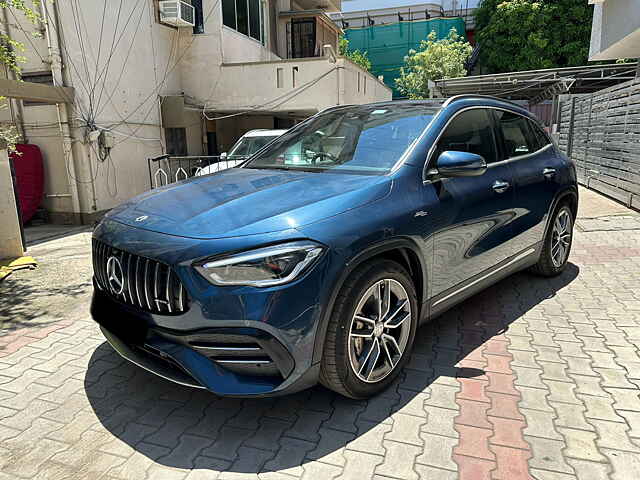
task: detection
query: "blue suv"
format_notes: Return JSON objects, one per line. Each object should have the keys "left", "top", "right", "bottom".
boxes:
{"left": 91, "top": 96, "right": 577, "bottom": 399}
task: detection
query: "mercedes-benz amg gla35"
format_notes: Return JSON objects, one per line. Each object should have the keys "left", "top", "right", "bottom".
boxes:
{"left": 91, "top": 96, "right": 578, "bottom": 399}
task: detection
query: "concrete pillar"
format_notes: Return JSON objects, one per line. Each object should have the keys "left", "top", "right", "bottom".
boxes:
{"left": 0, "top": 142, "right": 25, "bottom": 260}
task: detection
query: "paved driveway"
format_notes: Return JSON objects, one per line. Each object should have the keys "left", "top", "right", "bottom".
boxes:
{"left": 1, "top": 188, "right": 640, "bottom": 480}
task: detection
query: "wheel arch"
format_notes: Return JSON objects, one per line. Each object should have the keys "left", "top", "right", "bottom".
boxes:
{"left": 312, "top": 237, "right": 428, "bottom": 365}
{"left": 543, "top": 186, "right": 578, "bottom": 243}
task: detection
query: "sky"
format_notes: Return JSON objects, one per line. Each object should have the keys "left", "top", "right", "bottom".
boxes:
{"left": 342, "top": 0, "right": 481, "bottom": 13}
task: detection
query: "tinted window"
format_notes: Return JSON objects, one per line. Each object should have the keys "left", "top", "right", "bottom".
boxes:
{"left": 245, "top": 105, "right": 437, "bottom": 174}
{"left": 248, "top": 0, "right": 261, "bottom": 41}
{"left": 236, "top": 0, "right": 249, "bottom": 35}
{"left": 528, "top": 120, "right": 551, "bottom": 150}
{"left": 495, "top": 110, "right": 538, "bottom": 158}
{"left": 222, "top": 0, "right": 236, "bottom": 30}
{"left": 434, "top": 109, "right": 497, "bottom": 164}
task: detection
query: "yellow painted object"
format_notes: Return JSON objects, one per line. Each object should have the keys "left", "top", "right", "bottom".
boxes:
{"left": 0, "top": 256, "right": 37, "bottom": 282}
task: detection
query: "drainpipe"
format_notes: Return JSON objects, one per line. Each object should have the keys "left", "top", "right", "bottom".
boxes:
{"left": 39, "top": 0, "right": 92, "bottom": 220}
{"left": 0, "top": 8, "right": 26, "bottom": 142}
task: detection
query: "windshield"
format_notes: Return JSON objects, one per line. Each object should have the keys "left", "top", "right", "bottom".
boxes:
{"left": 228, "top": 135, "right": 279, "bottom": 157}
{"left": 243, "top": 105, "right": 437, "bottom": 174}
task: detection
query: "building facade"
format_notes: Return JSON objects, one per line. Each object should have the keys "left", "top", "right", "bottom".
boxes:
{"left": 588, "top": 0, "right": 640, "bottom": 61}
{"left": 329, "top": 2, "right": 477, "bottom": 97}
{"left": 1, "top": 0, "right": 391, "bottom": 224}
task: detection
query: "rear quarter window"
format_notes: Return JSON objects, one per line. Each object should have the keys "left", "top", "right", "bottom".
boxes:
{"left": 494, "top": 110, "right": 540, "bottom": 158}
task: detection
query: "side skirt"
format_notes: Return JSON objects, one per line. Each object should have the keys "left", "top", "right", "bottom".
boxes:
{"left": 425, "top": 243, "right": 542, "bottom": 321}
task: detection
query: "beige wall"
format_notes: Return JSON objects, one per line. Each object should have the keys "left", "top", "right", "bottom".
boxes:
{"left": 51, "top": 0, "right": 181, "bottom": 216}
{"left": 215, "top": 57, "right": 391, "bottom": 113}
{"left": 589, "top": 0, "right": 640, "bottom": 60}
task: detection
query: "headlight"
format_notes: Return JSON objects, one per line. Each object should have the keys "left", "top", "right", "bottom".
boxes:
{"left": 195, "top": 241, "right": 324, "bottom": 287}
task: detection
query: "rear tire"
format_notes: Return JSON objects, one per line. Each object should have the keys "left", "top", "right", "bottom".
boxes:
{"left": 319, "top": 260, "right": 418, "bottom": 399}
{"left": 530, "top": 203, "right": 574, "bottom": 277}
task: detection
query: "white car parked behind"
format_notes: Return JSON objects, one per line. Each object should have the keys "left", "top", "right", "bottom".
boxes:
{"left": 197, "top": 129, "right": 288, "bottom": 176}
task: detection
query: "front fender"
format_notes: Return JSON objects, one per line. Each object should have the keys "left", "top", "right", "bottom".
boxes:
{"left": 310, "top": 236, "right": 430, "bottom": 365}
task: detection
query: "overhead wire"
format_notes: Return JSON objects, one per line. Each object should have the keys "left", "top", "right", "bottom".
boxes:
{"left": 68, "top": 0, "right": 94, "bottom": 114}
{"left": 203, "top": 66, "right": 341, "bottom": 121}
{"left": 108, "top": 0, "right": 224, "bottom": 131}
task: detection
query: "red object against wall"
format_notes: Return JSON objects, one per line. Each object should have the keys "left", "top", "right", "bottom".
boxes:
{"left": 466, "top": 29, "right": 475, "bottom": 46}
{"left": 9, "top": 144, "right": 44, "bottom": 224}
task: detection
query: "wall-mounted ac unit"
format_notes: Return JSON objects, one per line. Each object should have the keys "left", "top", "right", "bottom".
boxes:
{"left": 159, "top": 1, "right": 195, "bottom": 28}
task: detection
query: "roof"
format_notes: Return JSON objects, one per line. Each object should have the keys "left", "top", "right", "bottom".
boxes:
{"left": 434, "top": 63, "right": 639, "bottom": 104}
{"left": 243, "top": 129, "right": 289, "bottom": 137}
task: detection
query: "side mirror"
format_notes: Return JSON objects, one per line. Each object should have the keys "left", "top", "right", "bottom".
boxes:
{"left": 435, "top": 151, "right": 487, "bottom": 178}
{"left": 220, "top": 152, "right": 227, "bottom": 160}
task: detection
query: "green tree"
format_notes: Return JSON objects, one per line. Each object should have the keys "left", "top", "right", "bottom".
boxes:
{"left": 395, "top": 28, "right": 472, "bottom": 99}
{"left": 339, "top": 36, "right": 372, "bottom": 72}
{"left": 1, "top": 1, "right": 41, "bottom": 150}
{"left": 475, "top": 0, "right": 593, "bottom": 73}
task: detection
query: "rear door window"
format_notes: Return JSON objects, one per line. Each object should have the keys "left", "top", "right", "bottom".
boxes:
{"left": 528, "top": 120, "right": 551, "bottom": 150}
{"left": 433, "top": 109, "right": 498, "bottom": 165}
{"left": 494, "top": 110, "right": 539, "bottom": 158}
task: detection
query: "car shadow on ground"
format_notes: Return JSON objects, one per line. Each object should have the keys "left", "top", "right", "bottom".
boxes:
{"left": 85, "top": 263, "right": 579, "bottom": 473}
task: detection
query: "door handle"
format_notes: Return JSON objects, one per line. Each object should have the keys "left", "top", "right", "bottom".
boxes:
{"left": 543, "top": 168, "right": 556, "bottom": 179}
{"left": 492, "top": 180, "right": 510, "bottom": 193}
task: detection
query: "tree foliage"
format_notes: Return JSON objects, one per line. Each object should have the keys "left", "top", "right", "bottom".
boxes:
{"left": 339, "top": 36, "right": 372, "bottom": 72}
{"left": 395, "top": 28, "right": 472, "bottom": 99}
{"left": 0, "top": 1, "right": 42, "bottom": 150}
{"left": 475, "top": 0, "right": 593, "bottom": 73}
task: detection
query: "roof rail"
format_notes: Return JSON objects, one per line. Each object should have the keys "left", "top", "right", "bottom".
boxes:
{"left": 443, "top": 94, "right": 525, "bottom": 109}
{"left": 319, "top": 104, "right": 355, "bottom": 114}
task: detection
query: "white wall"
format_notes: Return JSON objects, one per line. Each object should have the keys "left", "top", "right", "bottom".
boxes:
{"left": 179, "top": 0, "right": 281, "bottom": 107}
{"left": 589, "top": 0, "right": 640, "bottom": 60}
{"left": 214, "top": 57, "right": 391, "bottom": 113}
{"left": 53, "top": 0, "right": 182, "bottom": 214}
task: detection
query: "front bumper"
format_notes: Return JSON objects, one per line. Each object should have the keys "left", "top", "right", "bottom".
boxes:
{"left": 89, "top": 218, "right": 340, "bottom": 397}
{"left": 91, "top": 288, "right": 320, "bottom": 397}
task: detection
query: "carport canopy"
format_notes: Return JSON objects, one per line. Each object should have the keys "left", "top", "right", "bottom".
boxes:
{"left": 434, "top": 63, "right": 638, "bottom": 104}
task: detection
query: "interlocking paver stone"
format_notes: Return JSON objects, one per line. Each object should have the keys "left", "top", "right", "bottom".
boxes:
{"left": 4, "top": 189, "right": 640, "bottom": 479}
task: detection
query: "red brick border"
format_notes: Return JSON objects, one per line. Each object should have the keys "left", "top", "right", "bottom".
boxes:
{"left": 453, "top": 327, "right": 533, "bottom": 480}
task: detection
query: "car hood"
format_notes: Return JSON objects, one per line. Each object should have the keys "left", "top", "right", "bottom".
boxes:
{"left": 106, "top": 168, "right": 392, "bottom": 239}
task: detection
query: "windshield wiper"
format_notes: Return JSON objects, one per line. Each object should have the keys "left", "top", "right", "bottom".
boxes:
{"left": 244, "top": 165, "right": 326, "bottom": 173}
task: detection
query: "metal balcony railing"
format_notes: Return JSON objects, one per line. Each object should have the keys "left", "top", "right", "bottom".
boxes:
{"left": 147, "top": 155, "right": 248, "bottom": 189}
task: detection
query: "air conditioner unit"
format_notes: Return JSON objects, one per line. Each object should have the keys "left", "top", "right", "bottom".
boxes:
{"left": 159, "top": 1, "right": 195, "bottom": 28}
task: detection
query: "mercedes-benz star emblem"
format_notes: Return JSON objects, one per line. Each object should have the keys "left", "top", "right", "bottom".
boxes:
{"left": 106, "top": 256, "right": 125, "bottom": 295}
{"left": 135, "top": 215, "right": 148, "bottom": 222}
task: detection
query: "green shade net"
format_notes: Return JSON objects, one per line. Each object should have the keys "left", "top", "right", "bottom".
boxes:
{"left": 344, "top": 17, "right": 467, "bottom": 98}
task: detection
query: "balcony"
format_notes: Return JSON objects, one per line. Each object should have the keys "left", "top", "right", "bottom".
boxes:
{"left": 294, "top": 0, "right": 341, "bottom": 13}
{"left": 279, "top": 10, "right": 341, "bottom": 59}
{"left": 208, "top": 53, "right": 392, "bottom": 115}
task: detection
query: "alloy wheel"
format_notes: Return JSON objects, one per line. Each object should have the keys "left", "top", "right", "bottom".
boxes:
{"left": 348, "top": 278, "right": 412, "bottom": 383}
{"left": 551, "top": 208, "right": 572, "bottom": 268}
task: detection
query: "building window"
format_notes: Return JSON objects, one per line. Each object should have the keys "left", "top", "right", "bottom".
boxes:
{"left": 222, "top": 0, "right": 264, "bottom": 43}
{"left": 21, "top": 72, "right": 54, "bottom": 106}
{"left": 192, "top": 0, "right": 204, "bottom": 34}
{"left": 165, "top": 128, "right": 187, "bottom": 156}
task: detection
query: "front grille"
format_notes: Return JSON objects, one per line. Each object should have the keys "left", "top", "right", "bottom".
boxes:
{"left": 92, "top": 239, "right": 189, "bottom": 315}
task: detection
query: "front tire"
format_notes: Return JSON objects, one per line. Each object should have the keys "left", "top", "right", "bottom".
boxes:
{"left": 531, "top": 203, "right": 574, "bottom": 277}
{"left": 320, "top": 260, "right": 418, "bottom": 399}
